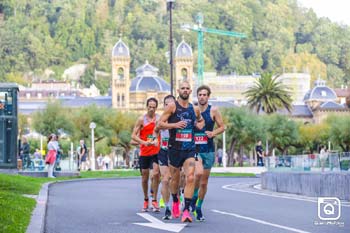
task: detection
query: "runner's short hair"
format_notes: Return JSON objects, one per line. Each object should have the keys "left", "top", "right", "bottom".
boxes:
{"left": 197, "top": 85, "right": 211, "bottom": 96}
{"left": 163, "top": 95, "right": 176, "bottom": 105}
{"left": 146, "top": 97, "right": 158, "bottom": 107}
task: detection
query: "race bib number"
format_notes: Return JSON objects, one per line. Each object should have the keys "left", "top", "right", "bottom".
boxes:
{"left": 194, "top": 132, "right": 208, "bottom": 144}
{"left": 161, "top": 137, "right": 169, "bottom": 149}
{"left": 147, "top": 134, "right": 155, "bottom": 142}
{"left": 175, "top": 129, "right": 192, "bottom": 142}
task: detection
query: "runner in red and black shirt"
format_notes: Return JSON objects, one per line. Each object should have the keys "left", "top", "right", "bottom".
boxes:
{"left": 132, "top": 97, "right": 161, "bottom": 212}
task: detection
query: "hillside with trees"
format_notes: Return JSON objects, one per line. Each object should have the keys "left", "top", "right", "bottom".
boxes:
{"left": 1, "top": 0, "right": 349, "bottom": 92}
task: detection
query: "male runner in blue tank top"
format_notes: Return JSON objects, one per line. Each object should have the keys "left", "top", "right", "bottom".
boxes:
{"left": 157, "top": 80, "right": 204, "bottom": 223}
{"left": 191, "top": 85, "right": 225, "bottom": 221}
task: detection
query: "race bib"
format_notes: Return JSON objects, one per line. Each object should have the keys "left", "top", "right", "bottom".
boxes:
{"left": 175, "top": 129, "right": 192, "bottom": 142}
{"left": 147, "top": 134, "right": 155, "bottom": 142}
{"left": 194, "top": 132, "right": 208, "bottom": 144}
{"left": 161, "top": 137, "right": 169, "bottom": 149}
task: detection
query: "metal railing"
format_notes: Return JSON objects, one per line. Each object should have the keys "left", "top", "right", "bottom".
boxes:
{"left": 265, "top": 152, "right": 350, "bottom": 172}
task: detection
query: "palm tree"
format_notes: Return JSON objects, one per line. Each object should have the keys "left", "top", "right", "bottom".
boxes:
{"left": 244, "top": 73, "right": 293, "bottom": 114}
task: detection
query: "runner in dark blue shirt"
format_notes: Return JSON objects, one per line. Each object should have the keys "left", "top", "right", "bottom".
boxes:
{"left": 157, "top": 80, "right": 204, "bottom": 223}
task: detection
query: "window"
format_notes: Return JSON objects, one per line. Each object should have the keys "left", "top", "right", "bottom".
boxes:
{"left": 181, "top": 68, "right": 188, "bottom": 81}
{"left": 118, "top": 67, "right": 124, "bottom": 80}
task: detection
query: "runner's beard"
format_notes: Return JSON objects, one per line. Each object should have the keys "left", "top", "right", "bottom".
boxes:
{"left": 179, "top": 93, "right": 189, "bottom": 100}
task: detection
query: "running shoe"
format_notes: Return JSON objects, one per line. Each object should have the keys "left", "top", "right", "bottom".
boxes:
{"left": 152, "top": 200, "right": 160, "bottom": 212}
{"left": 172, "top": 201, "right": 181, "bottom": 218}
{"left": 163, "top": 207, "right": 172, "bottom": 220}
{"left": 181, "top": 209, "right": 192, "bottom": 223}
{"left": 195, "top": 207, "right": 205, "bottom": 222}
{"left": 142, "top": 200, "right": 149, "bottom": 212}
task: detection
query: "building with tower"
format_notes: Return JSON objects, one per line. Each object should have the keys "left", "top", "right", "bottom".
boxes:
{"left": 174, "top": 39, "right": 194, "bottom": 100}
{"left": 111, "top": 38, "right": 194, "bottom": 111}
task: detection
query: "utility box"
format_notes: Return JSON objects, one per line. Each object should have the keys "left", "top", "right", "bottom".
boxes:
{"left": 0, "top": 83, "right": 19, "bottom": 168}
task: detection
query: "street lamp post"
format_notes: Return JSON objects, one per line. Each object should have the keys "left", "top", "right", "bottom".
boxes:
{"left": 89, "top": 122, "right": 96, "bottom": 171}
{"left": 223, "top": 127, "right": 227, "bottom": 168}
{"left": 167, "top": 0, "right": 175, "bottom": 96}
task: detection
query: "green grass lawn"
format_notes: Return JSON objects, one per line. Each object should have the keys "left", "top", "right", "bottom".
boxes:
{"left": 0, "top": 170, "right": 255, "bottom": 233}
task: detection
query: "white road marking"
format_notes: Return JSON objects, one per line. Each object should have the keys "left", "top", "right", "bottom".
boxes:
{"left": 222, "top": 184, "right": 350, "bottom": 207}
{"left": 212, "top": 209, "right": 311, "bottom": 233}
{"left": 133, "top": 213, "right": 187, "bottom": 233}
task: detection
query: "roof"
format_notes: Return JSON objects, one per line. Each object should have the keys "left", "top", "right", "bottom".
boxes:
{"left": 304, "top": 79, "right": 337, "bottom": 101}
{"left": 18, "top": 97, "right": 112, "bottom": 115}
{"left": 130, "top": 62, "right": 170, "bottom": 92}
{"left": 112, "top": 39, "right": 130, "bottom": 57}
{"left": 60, "top": 96, "right": 112, "bottom": 108}
{"left": 130, "top": 76, "right": 170, "bottom": 92}
{"left": 319, "top": 101, "right": 345, "bottom": 109}
{"left": 175, "top": 40, "right": 193, "bottom": 57}
{"left": 278, "top": 105, "right": 313, "bottom": 117}
{"left": 334, "top": 88, "right": 350, "bottom": 97}
{"left": 0, "top": 83, "right": 19, "bottom": 90}
{"left": 135, "top": 61, "right": 159, "bottom": 77}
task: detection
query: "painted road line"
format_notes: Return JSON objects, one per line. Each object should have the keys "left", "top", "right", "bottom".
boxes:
{"left": 223, "top": 184, "right": 350, "bottom": 207}
{"left": 212, "top": 209, "right": 311, "bottom": 233}
{"left": 133, "top": 213, "right": 187, "bottom": 233}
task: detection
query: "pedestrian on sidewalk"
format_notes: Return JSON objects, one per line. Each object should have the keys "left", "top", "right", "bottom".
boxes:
{"left": 45, "top": 134, "right": 59, "bottom": 178}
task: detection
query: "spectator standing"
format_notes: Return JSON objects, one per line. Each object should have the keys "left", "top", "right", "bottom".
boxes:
{"left": 256, "top": 140, "right": 264, "bottom": 166}
{"left": 20, "top": 136, "right": 31, "bottom": 168}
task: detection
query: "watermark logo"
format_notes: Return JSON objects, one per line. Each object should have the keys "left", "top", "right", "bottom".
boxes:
{"left": 318, "top": 197, "right": 341, "bottom": 221}
{"left": 314, "top": 197, "right": 344, "bottom": 227}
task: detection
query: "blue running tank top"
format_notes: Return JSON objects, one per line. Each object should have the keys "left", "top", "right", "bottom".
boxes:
{"left": 194, "top": 105, "right": 215, "bottom": 153}
{"left": 168, "top": 101, "right": 197, "bottom": 151}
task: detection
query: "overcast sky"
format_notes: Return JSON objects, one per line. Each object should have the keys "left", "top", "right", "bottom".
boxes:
{"left": 298, "top": 0, "right": 350, "bottom": 25}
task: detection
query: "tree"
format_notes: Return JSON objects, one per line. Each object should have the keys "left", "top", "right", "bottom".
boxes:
{"left": 244, "top": 73, "right": 293, "bottom": 114}
{"left": 70, "top": 105, "right": 114, "bottom": 143}
{"left": 107, "top": 111, "right": 137, "bottom": 168}
{"left": 32, "top": 101, "right": 74, "bottom": 137}
{"left": 264, "top": 114, "right": 299, "bottom": 155}
{"left": 223, "top": 107, "right": 264, "bottom": 166}
{"left": 298, "top": 122, "right": 330, "bottom": 153}
{"left": 327, "top": 116, "right": 350, "bottom": 152}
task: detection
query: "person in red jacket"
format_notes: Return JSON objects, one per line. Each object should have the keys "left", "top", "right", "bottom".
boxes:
{"left": 132, "top": 97, "right": 161, "bottom": 212}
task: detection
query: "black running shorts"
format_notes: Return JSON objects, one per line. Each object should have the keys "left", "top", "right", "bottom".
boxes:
{"left": 168, "top": 148, "right": 196, "bottom": 168}
{"left": 139, "top": 154, "right": 158, "bottom": 170}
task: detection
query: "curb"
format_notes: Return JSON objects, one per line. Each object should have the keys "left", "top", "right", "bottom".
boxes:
{"left": 25, "top": 177, "right": 138, "bottom": 233}
{"left": 26, "top": 182, "right": 53, "bottom": 233}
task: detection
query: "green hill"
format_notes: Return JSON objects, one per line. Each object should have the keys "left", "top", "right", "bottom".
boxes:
{"left": 0, "top": 0, "right": 349, "bottom": 90}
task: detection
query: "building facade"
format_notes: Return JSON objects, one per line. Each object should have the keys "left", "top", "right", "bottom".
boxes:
{"left": 111, "top": 38, "right": 194, "bottom": 111}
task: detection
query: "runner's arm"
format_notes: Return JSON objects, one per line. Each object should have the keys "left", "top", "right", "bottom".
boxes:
{"left": 206, "top": 107, "right": 225, "bottom": 138}
{"left": 194, "top": 106, "right": 205, "bottom": 130}
{"left": 131, "top": 116, "right": 150, "bottom": 146}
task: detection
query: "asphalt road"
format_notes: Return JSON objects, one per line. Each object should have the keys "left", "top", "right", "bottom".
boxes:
{"left": 44, "top": 177, "right": 349, "bottom": 233}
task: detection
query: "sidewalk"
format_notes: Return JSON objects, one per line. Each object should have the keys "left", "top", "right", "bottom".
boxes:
{"left": 211, "top": 166, "right": 266, "bottom": 174}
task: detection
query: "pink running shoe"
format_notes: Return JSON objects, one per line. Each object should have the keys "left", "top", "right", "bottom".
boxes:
{"left": 181, "top": 209, "right": 192, "bottom": 223}
{"left": 142, "top": 200, "right": 149, "bottom": 212}
{"left": 152, "top": 200, "right": 160, "bottom": 212}
{"left": 172, "top": 201, "right": 180, "bottom": 218}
